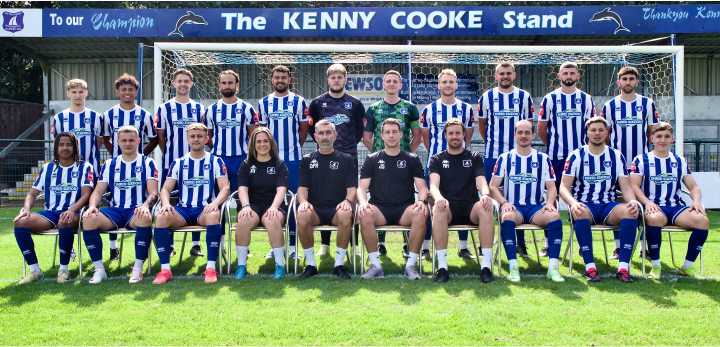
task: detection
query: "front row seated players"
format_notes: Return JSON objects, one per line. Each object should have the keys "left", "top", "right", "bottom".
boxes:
{"left": 489, "top": 120, "right": 565, "bottom": 283}
{"left": 429, "top": 118, "right": 495, "bottom": 283}
{"left": 357, "top": 118, "right": 428, "bottom": 280}
{"left": 15, "top": 133, "right": 94, "bottom": 284}
{"left": 82, "top": 126, "right": 159, "bottom": 284}
{"left": 296, "top": 119, "right": 358, "bottom": 280}
{"left": 234, "top": 127, "right": 290, "bottom": 279}
{"left": 630, "top": 122, "right": 709, "bottom": 280}
{"left": 153, "top": 123, "right": 230, "bottom": 284}
{"left": 560, "top": 116, "right": 640, "bottom": 283}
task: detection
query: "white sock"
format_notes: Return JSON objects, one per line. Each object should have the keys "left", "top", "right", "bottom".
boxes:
{"left": 289, "top": 245, "right": 296, "bottom": 254}
{"left": 273, "top": 247, "right": 285, "bottom": 266}
{"left": 549, "top": 258, "right": 559, "bottom": 268}
{"left": 618, "top": 262, "right": 629, "bottom": 271}
{"left": 508, "top": 259, "right": 518, "bottom": 268}
{"left": 207, "top": 260, "right": 216, "bottom": 270}
{"left": 237, "top": 246, "right": 248, "bottom": 265}
{"left": 651, "top": 259, "right": 661, "bottom": 268}
{"left": 335, "top": 248, "right": 347, "bottom": 267}
{"left": 192, "top": 241, "right": 200, "bottom": 247}
{"left": 109, "top": 240, "right": 117, "bottom": 249}
{"left": 93, "top": 260, "right": 104, "bottom": 269}
{"left": 304, "top": 247, "right": 316, "bottom": 267}
{"left": 436, "top": 249, "right": 448, "bottom": 270}
{"left": 585, "top": 262, "right": 596, "bottom": 271}
{"left": 545, "top": 238, "right": 549, "bottom": 248}
{"left": 161, "top": 264, "right": 171, "bottom": 271}
{"left": 481, "top": 248, "right": 492, "bottom": 269}
{"left": 134, "top": 259, "right": 144, "bottom": 269}
{"left": 59, "top": 264, "right": 69, "bottom": 271}
{"left": 422, "top": 240, "right": 430, "bottom": 250}
{"left": 459, "top": 240, "right": 468, "bottom": 249}
{"left": 29, "top": 263, "right": 41, "bottom": 273}
{"left": 406, "top": 252, "right": 419, "bottom": 268}
{"left": 378, "top": 242, "right": 385, "bottom": 246}
{"left": 683, "top": 259, "right": 694, "bottom": 268}
{"left": 368, "top": 251, "right": 381, "bottom": 269}
{"left": 614, "top": 239, "right": 620, "bottom": 249}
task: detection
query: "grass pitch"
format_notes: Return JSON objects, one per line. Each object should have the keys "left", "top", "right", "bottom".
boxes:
{"left": 0, "top": 208, "right": 718, "bottom": 345}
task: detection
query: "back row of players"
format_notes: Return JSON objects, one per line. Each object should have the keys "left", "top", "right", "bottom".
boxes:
{"left": 15, "top": 62, "right": 708, "bottom": 284}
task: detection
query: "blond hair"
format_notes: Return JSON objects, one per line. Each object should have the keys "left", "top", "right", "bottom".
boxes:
{"left": 66, "top": 78, "right": 87, "bottom": 90}
{"left": 117, "top": 125, "right": 139, "bottom": 137}
{"left": 652, "top": 121, "right": 673, "bottom": 135}
{"left": 326, "top": 63, "right": 347, "bottom": 77}
{"left": 383, "top": 70, "right": 402, "bottom": 81}
{"left": 248, "top": 127, "right": 279, "bottom": 161}
{"left": 438, "top": 69, "right": 457, "bottom": 79}
{"left": 186, "top": 123, "right": 208, "bottom": 133}
{"left": 443, "top": 118, "right": 465, "bottom": 135}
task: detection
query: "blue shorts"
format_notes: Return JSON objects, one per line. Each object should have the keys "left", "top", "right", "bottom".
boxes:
{"left": 174, "top": 206, "right": 205, "bottom": 226}
{"left": 658, "top": 205, "right": 689, "bottom": 226}
{"left": 99, "top": 207, "right": 137, "bottom": 230}
{"left": 36, "top": 210, "right": 80, "bottom": 229}
{"left": 584, "top": 202, "right": 622, "bottom": 226}
{"left": 551, "top": 159, "right": 566, "bottom": 192}
{"left": 220, "top": 155, "right": 246, "bottom": 193}
{"left": 514, "top": 204, "right": 545, "bottom": 225}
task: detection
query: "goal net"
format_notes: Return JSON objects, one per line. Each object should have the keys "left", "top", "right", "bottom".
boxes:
{"left": 153, "top": 43, "right": 685, "bottom": 163}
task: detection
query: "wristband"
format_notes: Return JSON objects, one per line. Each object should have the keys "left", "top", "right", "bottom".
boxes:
{"left": 241, "top": 203, "right": 250, "bottom": 209}
{"left": 345, "top": 198, "right": 352, "bottom": 205}
{"left": 419, "top": 199, "right": 428, "bottom": 204}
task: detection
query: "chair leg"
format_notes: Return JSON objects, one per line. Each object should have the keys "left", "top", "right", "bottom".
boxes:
{"left": 601, "top": 230, "right": 609, "bottom": 265}
{"left": 568, "top": 226, "right": 575, "bottom": 275}
{"left": 469, "top": 230, "right": 480, "bottom": 270}
{"left": 668, "top": 232, "right": 679, "bottom": 269}
{"left": 352, "top": 226, "right": 357, "bottom": 275}
{"left": 495, "top": 224, "right": 502, "bottom": 276}
{"left": 431, "top": 235, "right": 436, "bottom": 275}
{"left": 629, "top": 223, "right": 644, "bottom": 276}
{"left": 531, "top": 230, "right": 541, "bottom": 264}
{"left": 700, "top": 249, "right": 703, "bottom": 276}
{"left": 52, "top": 235, "right": 58, "bottom": 268}
{"left": 361, "top": 233, "right": 366, "bottom": 274}
{"left": 294, "top": 230, "right": 298, "bottom": 275}
{"left": 77, "top": 229, "right": 83, "bottom": 279}
{"left": 118, "top": 234, "right": 125, "bottom": 266}
{"left": 23, "top": 257, "right": 27, "bottom": 277}
{"left": 147, "top": 238, "right": 153, "bottom": 276}
{"left": 179, "top": 232, "right": 188, "bottom": 263}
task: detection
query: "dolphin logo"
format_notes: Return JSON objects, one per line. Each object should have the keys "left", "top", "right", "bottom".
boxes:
{"left": 169, "top": 11, "right": 208, "bottom": 37}
{"left": 590, "top": 8, "right": 630, "bottom": 34}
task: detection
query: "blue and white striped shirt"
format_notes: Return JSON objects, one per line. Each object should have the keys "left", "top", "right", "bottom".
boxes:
{"left": 257, "top": 92, "right": 308, "bottom": 162}
{"left": 51, "top": 108, "right": 103, "bottom": 175}
{"left": 103, "top": 104, "right": 157, "bottom": 157}
{"left": 99, "top": 155, "right": 158, "bottom": 209}
{"left": 631, "top": 152, "right": 690, "bottom": 207}
{"left": 203, "top": 99, "right": 261, "bottom": 157}
{"left": 539, "top": 89, "right": 596, "bottom": 160}
{"left": 602, "top": 95, "right": 659, "bottom": 169}
{"left": 32, "top": 161, "right": 94, "bottom": 211}
{"left": 168, "top": 152, "right": 227, "bottom": 208}
{"left": 478, "top": 87, "right": 534, "bottom": 159}
{"left": 563, "top": 145, "right": 628, "bottom": 204}
{"left": 492, "top": 149, "right": 555, "bottom": 205}
{"left": 156, "top": 99, "right": 205, "bottom": 170}
{"left": 420, "top": 99, "right": 475, "bottom": 160}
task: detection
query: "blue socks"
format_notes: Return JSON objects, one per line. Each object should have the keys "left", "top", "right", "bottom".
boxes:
{"left": 574, "top": 219, "right": 594, "bottom": 265}
{"left": 646, "top": 225, "right": 662, "bottom": 261}
{"left": 618, "top": 218, "right": 638, "bottom": 264}
{"left": 613, "top": 229, "right": 620, "bottom": 242}
{"left": 14, "top": 227, "right": 38, "bottom": 266}
{"left": 82, "top": 228, "right": 104, "bottom": 262}
{"left": 686, "top": 229, "right": 708, "bottom": 262}
{"left": 424, "top": 214, "right": 432, "bottom": 241}
{"left": 206, "top": 224, "right": 223, "bottom": 262}
{"left": 134, "top": 226, "right": 152, "bottom": 261}
{"left": 501, "top": 221, "right": 517, "bottom": 261}
{"left": 58, "top": 227, "right": 75, "bottom": 266}
{"left": 192, "top": 231, "right": 201, "bottom": 243}
{"left": 516, "top": 230, "right": 525, "bottom": 245}
{"left": 154, "top": 227, "right": 172, "bottom": 265}
{"left": 458, "top": 230, "right": 468, "bottom": 242}
{"left": 109, "top": 233, "right": 118, "bottom": 242}
{"left": 288, "top": 210, "right": 297, "bottom": 247}
{"left": 547, "top": 220, "right": 563, "bottom": 260}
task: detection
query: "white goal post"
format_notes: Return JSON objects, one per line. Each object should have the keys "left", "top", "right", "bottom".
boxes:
{"left": 153, "top": 42, "right": 685, "bottom": 156}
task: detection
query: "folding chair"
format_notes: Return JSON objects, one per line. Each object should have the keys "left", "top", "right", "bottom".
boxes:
{"left": 225, "top": 190, "right": 297, "bottom": 275}
{"left": 20, "top": 194, "right": 86, "bottom": 279}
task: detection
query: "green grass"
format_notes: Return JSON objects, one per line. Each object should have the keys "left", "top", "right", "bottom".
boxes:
{"left": 1, "top": 208, "right": 719, "bottom": 345}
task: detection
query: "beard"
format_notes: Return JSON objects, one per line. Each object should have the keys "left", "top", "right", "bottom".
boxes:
{"left": 274, "top": 83, "right": 288, "bottom": 93}
{"left": 622, "top": 85, "right": 635, "bottom": 94}
{"left": 561, "top": 78, "right": 577, "bottom": 87}
{"left": 221, "top": 88, "right": 236, "bottom": 97}
{"left": 329, "top": 84, "right": 344, "bottom": 94}
{"left": 499, "top": 79, "right": 513, "bottom": 89}
{"left": 319, "top": 140, "right": 333, "bottom": 150}
{"left": 441, "top": 89, "right": 455, "bottom": 97}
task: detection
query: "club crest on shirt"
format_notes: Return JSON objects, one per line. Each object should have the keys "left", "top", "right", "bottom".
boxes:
{"left": 322, "top": 103, "right": 327, "bottom": 108}
{"left": 116, "top": 177, "right": 142, "bottom": 190}
{"left": 670, "top": 162, "right": 678, "bottom": 168}
{"left": 650, "top": 173, "right": 677, "bottom": 185}
{"left": 50, "top": 182, "right": 78, "bottom": 193}
{"left": 326, "top": 114, "right": 350, "bottom": 125}
{"left": 250, "top": 165, "right": 256, "bottom": 174}
{"left": 574, "top": 98, "right": 583, "bottom": 104}
{"left": 329, "top": 161, "right": 339, "bottom": 170}
{"left": 84, "top": 116, "right": 92, "bottom": 124}
{"left": 455, "top": 109, "right": 463, "bottom": 116}
{"left": 134, "top": 166, "right": 143, "bottom": 173}
{"left": 235, "top": 108, "right": 242, "bottom": 114}
{"left": 634, "top": 105, "right": 644, "bottom": 112}
{"left": 190, "top": 108, "right": 198, "bottom": 115}
{"left": 184, "top": 176, "right": 210, "bottom": 188}
{"left": 217, "top": 118, "right": 242, "bottom": 129}
{"left": 584, "top": 171, "right": 612, "bottom": 184}
{"left": 203, "top": 163, "right": 211, "bottom": 170}
{"left": 71, "top": 171, "right": 80, "bottom": 178}
{"left": 603, "top": 161, "right": 613, "bottom": 168}
{"left": 531, "top": 161, "right": 539, "bottom": 168}
{"left": 397, "top": 160, "right": 406, "bottom": 168}
{"left": 134, "top": 114, "right": 143, "bottom": 121}
{"left": 378, "top": 159, "right": 385, "bottom": 169}
{"left": 462, "top": 160, "right": 472, "bottom": 167}
{"left": 442, "top": 160, "right": 450, "bottom": 169}
{"left": 400, "top": 108, "right": 408, "bottom": 114}
{"left": 512, "top": 98, "right": 521, "bottom": 104}
{"left": 510, "top": 173, "right": 538, "bottom": 184}
{"left": 310, "top": 159, "right": 318, "bottom": 169}
{"left": 267, "top": 167, "right": 275, "bottom": 174}
{"left": 287, "top": 100, "right": 294, "bottom": 107}
{"left": 616, "top": 116, "right": 643, "bottom": 128}
{"left": 344, "top": 102, "right": 352, "bottom": 109}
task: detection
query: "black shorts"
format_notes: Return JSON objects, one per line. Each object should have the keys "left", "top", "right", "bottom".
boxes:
{"left": 250, "top": 203, "right": 287, "bottom": 224}
{"left": 449, "top": 203, "right": 476, "bottom": 226}
{"left": 375, "top": 203, "right": 413, "bottom": 226}
{"left": 314, "top": 205, "right": 338, "bottom": 226}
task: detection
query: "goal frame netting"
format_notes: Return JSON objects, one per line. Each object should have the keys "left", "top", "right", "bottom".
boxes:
{"left": 153, "top": 43, "right": 685, "bottom": 156}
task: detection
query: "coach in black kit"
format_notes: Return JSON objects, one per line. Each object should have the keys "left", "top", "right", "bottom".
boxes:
{"left": 296, "top": 119, "right": 358, "bottom": 279}
{"left": 357, "top": 118, "right": 429, "bottom": 280}
{"left": 429, "top": 118, "right": 495, "bottom": 283}
{"left": 308, "top": 63, "right": 365, "bottom": 255}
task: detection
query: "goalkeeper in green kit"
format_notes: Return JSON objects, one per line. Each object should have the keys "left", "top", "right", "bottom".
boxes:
{"left": 362, "top": 70, "right": 422, "bottom": 258}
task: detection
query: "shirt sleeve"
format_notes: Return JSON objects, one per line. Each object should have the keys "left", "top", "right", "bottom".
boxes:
{"left": 144, "top": 111, "right": 157, "bottom": 138}
{"left": 478, "top": 94, "right": 489, "bottom": 119}
{"left": 428, "top": 154, "right": 440, "bottom": 174}
{"left": 563, "top": 153, "right": 580, "bottom": 177}
{"left": 617, "top": 152, "right": 628, "bottom": 177}
{"left": 308, "top": 99, "right": 319, "bottom": 138}
{"left": 82, "top": 163, "right": 95, "bottom": 188}
{"left": 524, "top": 94, "right": 534, "bottom": 121}
{"left": 544, "top": 155, "right": 556, "bottom": 181}
{"left": 168, "top": 160, "right": 180, "bottom": 181}
{"left": 237, "top": 160, "right": 250, "bottom": 188}
{"left": 215, "top": 157, "right": 228, "bottom": 178}
{"left": 101, "top": 111, "right": 112, "bottom": 137}
{"left": 587, "top": 97, "right": 597, "bottom": 119}
{"left": 473, "top": 151, "right": 485, "bottom": 178}
{"left": 50, "top": 114, "right": 59, "bottom": 139}
{"left": 99, "top": 161, "right": 111, "bottom": 183}
{"left": 276, "top": 160, "right": 289, "bottom": 189}
{"left": 298, "top": 155, "right": 310, "bottom": 188}
{"left": 32, "top": 164, "right": 46, "bottom": 191}
{"left": 156, "top": 106, "right": 166, "bottom": 130}
{"left": 204, "top": 106, "right": 214, "bottom": 130}
{"left": 355, "top": 100, "right": 366, "bottom": 144}
{"left": 420, "top": 106, "right": 430, "bottom": 129}
{"left": 359, "top": 153, "right": 374, "bottom": 179}
{"left": 408, "top": 104, "right": 421, "bottom": 129}
{"left": 93, "top": 112, "right": 103, "bottom": 137}
{"left": 538, "top": 96, "right": 551, "bottom": 122}
{"left": 299, "top": 98, "right": 309, "bottom": 122}
{"left": 681, "top": 157, "right": 691, "bottom": 177}
{"left": 630, "top": 155, "right": 643, "bottom": 176}
{"left": 146, "top": 158, "right": 159, "bottom": 182}
{"left": 648, "top": 100, "right": 659, "bottom": 126}
{"left": 411, "top": 155, "right": 424, "bottom": 179}
{"left": 492, "top": 154, "right": 506, "bottom": 178}
{"left": 248, "top": 104, "right": 263, "bottom": 126}
{"left": 345, "top": 155, "right": 358, "bottom": 188}
{"left": 466, "top": 105, "right": 475, "bottom": 128}
{"left": 600, "top": 101, "right": 613, "bottom": 128}
{"left": 363, "top": 105, "right": 376, "bottom": 132}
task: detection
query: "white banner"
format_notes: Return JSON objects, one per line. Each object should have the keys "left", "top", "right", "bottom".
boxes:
{"left": 0, "top": 9, "right": 42, "bottom": 37}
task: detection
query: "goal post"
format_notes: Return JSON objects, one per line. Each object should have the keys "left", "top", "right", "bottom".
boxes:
{"left": 153, "top": 42, "right": 685, "bottom": 156}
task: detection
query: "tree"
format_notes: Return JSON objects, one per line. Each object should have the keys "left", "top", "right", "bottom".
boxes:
{"left": 0, "top": 45, "right": 43, "bottom": 104}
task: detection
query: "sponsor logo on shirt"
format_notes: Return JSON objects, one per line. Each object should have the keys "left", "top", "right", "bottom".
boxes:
{"left": 616, "top": 116, "right": 643, "bottom": 128}
{"left": 564, "top": 161, "right": 570, "bottom": 172}
{"left": 584, "top": 171, "right": 612, "bottom": 184}
{"left": 557, "top": 109, "right": 582, "bottom": 120}
{"left": 650, "top": 173, "right": 677, "bottom": 185}
{"left": 442, "top": 159, "right": 450, "bottom": 169}
{"left": 378, "top": 159, "right": 385, "bottom": 169}
{"left": 326, "top": 114, "right": 350, "bottom": 125}
{"left": 267, "top": 167, "right": 275, "bottom": 174}
{"left": 310, "top": 159, "right": 318, "bottom": 169}
{"left": 269, "top": 110, "right": 293, "bottom": 121}
{"left": 174, "top": 117, "right": 196, "bottom": 128}
{"left": 495, "top": 109, "right": 519, "bottom": 119}
{"left": 462, "top": 160, "right": 472, "bottom": 167}
{"left": 217, "top": 118, "right": 243, "bottom": 128}
{"left": 538, "top": 106, "right": 544, "bottom": 117}
{"left": 492, "top": 161, "right": 499, "bottom": 174}
{"left": 50, "top": 182, "right": 78, "bottom": 193}
{"left": 152, "top": 169, "right": 158, "bottom": 178}
{"left": 72, "top": 128, "right": 91, "bottom": 139}
{"left": 87, "top": 171, "right": 93, "bottom": 182}
{"left": 397, "top": 160, "right": 406, "bottom": 168}
{"left": 631, "top": 162, "right": 638, "bottom": 173}
{"left": 222, "top": 164, "right": 227, "bottom": 175}
{"left": 509, "top": 173, "right": 538, "bottom": 184}
{"left": 116, "top": 177, "right": 142, "bottom": 190}
{"left": 183, "top": 176, "right": 210, "bottom": 188}
{"left": 51, "top": 124, "right": 56, "bottom": 136}
{"left": 329, "top": 161, "right": 339, "bottom": 170}
{"left": 250, "top": 165, "right": 256, "bottom": 174}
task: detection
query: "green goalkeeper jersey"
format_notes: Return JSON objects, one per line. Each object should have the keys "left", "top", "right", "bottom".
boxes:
{"left": 364, "top": 99, "right": 420, "bottom": 153}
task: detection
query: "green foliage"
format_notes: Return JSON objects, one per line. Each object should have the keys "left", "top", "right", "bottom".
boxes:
{"left": 0, "top": 45, "right": 43, "bottom": 104}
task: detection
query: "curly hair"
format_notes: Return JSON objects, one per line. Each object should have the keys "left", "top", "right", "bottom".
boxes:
{"left": 53, "top": 132, "right": 83, "bottom": 169}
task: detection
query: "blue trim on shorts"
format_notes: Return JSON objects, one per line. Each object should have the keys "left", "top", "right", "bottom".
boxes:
{"left": 36, "top": 210, "right": 80, "bottom": 229}
{"left": 174, "top": 206, "right": 205, "bottom": 226}
{"left": 585, "top": 202, "right": 621, "bottom": 226}
{"left": 220, "top": 154, "right": 246, "bottom": 193}
{"left": 514, "top": 204, "right": 545, "bottom": 225}
{"left": 99, "top": 207, "right": 137, "bottom": 230}
{"left": 659, "top": 205, "right": 689, "bottom": 226}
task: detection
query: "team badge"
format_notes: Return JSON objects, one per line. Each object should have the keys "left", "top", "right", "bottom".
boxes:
{"left": 310, "top": 159, "right": 318, "bottom": 169}
{"left": 574, "top": 98, "right": 583, "bottom": 104}
{"left": 442, "top": 160, "right": 450, "bottom": 169}
{"left": 134, "top": 167, "right": 144, "bottom": 173}
{"left": 603, "top": 161, "right": 613, "bottom": 168}
{"left": 84, "top": 117, "right": 92, "bottom": 124}
{"left": 267, "top": 167, "right": 275, "bottom": 174}
{"left": 322, "top": 103, "right": 327, "bottom": 108}
{"left": 287, "top": 101, "right": 294, "bottom": 107}
{"left": 203, "top": 163, "right": 211, "bottom": 170}
{"left": 250, "top": 165, "right": 256, "bottom": 174}
{"left": 235, "top": 108, "right": 242, "bottom": 114}
{"left": 400, "top": 108, "right": 408, "bottom": 114}
{"left": 512, "top": 98, "right": 520, "bottom": 104}
{"left": 397, "top": 160, "right": 406, "bottom": 168}
{"left": 378, "top": 160, "right": 385, "bottom": 169}
{"left": 134, "top": 114, "right": 143, "bottom": 121}
{"left": 670, "top": 162, "right": 678, "bottom": 168}
{"left": 377, "top": 109, "right": 383, "bottom": 114}
{"left": 531, "top": 162, "right": 539, "bottom": 168}
{"left": 455, "top": 109, "right": 462, "bottom": 116}
{"left": 329, "top": 161, "right": 339, "bottom": 170}
{"left": 191, "top": 108, "right": 198, "bottom": 114}
{"left": 462, "top": 160, "right": 472, "bottom": 167}
{"left": 649, "top": 163, "right": 655, "bottom": 167}
{"left": 635, "top": 105, "right": 644, "bottom": 112}
{"left": 72, "top": 171, "right": 80, "bottom": 178}
{"left": 344, "top": 102, "right": 352, "bottom": 109}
